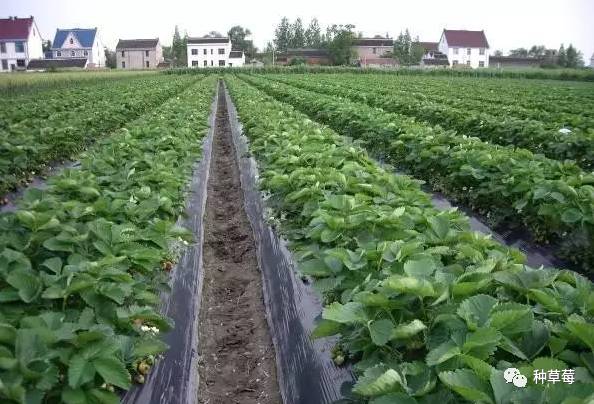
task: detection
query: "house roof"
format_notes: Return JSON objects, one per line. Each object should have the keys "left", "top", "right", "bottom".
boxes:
{"left": 52, "top": 28, "right": 97, "bottom": 49}
{"left": 489, "top": 56, "right": 543, "bottom": 63}
{"left": 229, "top": 51, "right": 243, "bottom": 58}
{"left": 442, "top": 30, "right": 489, "bottom": 48}
{"left": 27, "top": 58, "right": 88, "bottom": 70}
{"left": 187, "top": 36, "right": 229, "bottom": 44}
{"left": 116, "top": 38, "right": 159, "bottom": 49}
{"left": 353, "top": 38, "right": 393, "bottom": 47}
{"left": 286, "top": 48, "right": 330, "bottom": 57}
{"left": 423, "top": 58, "right": 449, "bottom": 66}
{"left": 418, "top": 42, "right": 439, "bottom": 52}
{"left": 0, "top": 16, "right": 34, "bottom": 40}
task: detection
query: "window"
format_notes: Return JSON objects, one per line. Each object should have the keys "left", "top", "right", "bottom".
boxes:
{"left": 203, "top": 48, "right": 207, "bottom": 55}
{"left": 145, "top": 50, "right": 149, "bottom": 57}
{"left": 479, "top": 48, "right": 485, "bottom": 55}
{"left": 57, "top": 51, "right": 62, "bottom": 57}
{"left": 453, "top": 60, "right": 459, "bottom": 65}
{"left": 15, "top": 42, "right": 24, "bottom": 53}
{"left": 191, "top": 49, "right": 198, "bottom": 55}
{"left": 1, "top": 60, "right": 7, "bottom": 70}
{"left": 121, "top": 51, "right": 125, "bottom": 57}
{"left": 218, "top": 48, "right": 225, "bottom": 55}
{"left": 146, "top": 61, "right": 150, "bottom": 68}
{"left": 121, "top": 61, "right": 125, "bottom": 68}
{"left": 16, "top": 59, "right": 25, "bottom": 67}
{"left": 479, "top": 61, "right": 485, "bottom": 67}
{"left": 229, "top": 63, "right": 232, "bottom": 67}
{"left": 69, "top": 38, "right": 74, "bottom": 44}
{"left": 210, "top": 49, "right": 213, "bottom": 54}
{"left": 466, "top": 60, "right": 471, "bottom": 66}
{"left": 203, "top": 60, "right": 207, "bottom": 66}
{"left": 71, "top": 51, "right": 75, "bottom": 57}
{"left": 372, "top": 47, "right": 377, "bottom": 54}
{"left": 467, "top": 48, "right": 471, "bottom": 55}
{"left": 192, "top": 60, "right": 199, "bottom": 66}
{"left": 219, "top": 60, "right": 225, "bottom": 66}
{"left": 210, "top": 60, "right": 213, "bottom": 66}
{"left": 453, "top": 47, "right": 459, "bottom": 55}
{"left": 83, "top": 50, "right": 88, "bottom": 56}
{"left": 0, "top": 43, "right": 5, "bottom": 53}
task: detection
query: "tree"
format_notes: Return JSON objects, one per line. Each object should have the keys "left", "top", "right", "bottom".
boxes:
{"left": 274, "top": 17, "right": 292, "bottom": 53}
{"left": 305, "top": 18, "right": 322, "bottom": 48}
{"left": 290, "top": 18, "right": 305, "bottom": 48}
{"left": 228, "top": 25, "right": 257, "bottom": 60}
{"left": 327, "top": 24, "right": 356, "bottom": 65}
{"left": 207, "top": 31, "right": 223, "bottom": 37}
{"left": 509, "top": 47, "right": 528, "bottom": 57}
{"left": 393, "top": 29, "right": 423, "bottom": 65}
{"left": 42, "top": 40, "right": 52, "bottom": 53}
{"left": 557, "top": 44, "right": 567, "bottom": 67}
{"left": 171, "top": 25, "right": 185, "bottom": 67}
{"left": 104, "top": 48, "right": 116, "bottom": 68}
{"left": 493, "top": 50, "right": 503, "bottom": 56}
{"left": 528, "top": 45, "right": 546, "bottom": 57}
{"left": 565, "top": 44, "right": 584, "bottom": 68}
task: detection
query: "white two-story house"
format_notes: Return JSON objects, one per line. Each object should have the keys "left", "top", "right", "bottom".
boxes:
{"left": 51, "top": 28, "right": 105, "bottom": 67}
{"left": 438, "top": 29, "right": 489, "bottom": 68}
{"left": 186, "top": 36, "right": 245, "bottom": 68}
{"left": 0, "top": 16, "right": 43, "bottom": 72}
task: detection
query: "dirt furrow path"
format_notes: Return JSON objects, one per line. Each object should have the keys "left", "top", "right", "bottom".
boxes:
{"left": 198, "top": 82, "right": 280, "bottom": 404}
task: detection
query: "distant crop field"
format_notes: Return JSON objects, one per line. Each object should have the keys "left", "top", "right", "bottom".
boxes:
{"left": 0, "top": 69, "right": 159, "bottom": 95}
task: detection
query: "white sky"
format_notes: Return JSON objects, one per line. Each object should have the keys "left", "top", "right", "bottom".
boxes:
{"left": 2, "top": 0, "right": 593, "bottom": 58}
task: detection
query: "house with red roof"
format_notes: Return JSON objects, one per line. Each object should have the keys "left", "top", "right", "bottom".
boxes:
{"left": 438, "top": 29, "right": 490, "bottom": 68}
{"left": 0, "top": 16, "right": 43, "bottom": 72}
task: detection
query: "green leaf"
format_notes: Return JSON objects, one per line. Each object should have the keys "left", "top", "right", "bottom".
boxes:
{"left": 459, "top": 354, "right": 495, "bottom": 380}
{"left": 439, "top": 369, "right": 494, "bottom": 404}
{"left": 490, "top": 370, "right": 516, "bottom": 404}
{"left": 426, "top": 341, "right": 461, "bottom": 366}
{"left": 369, "top": 319, "right": 394, "bottom": 346}
{"left": 68, "top": 354, "right": 96, "bottom": 388}
{"left": 463, "top": 327, "right": 502, "bottom": 359}
{"left": 322, "top": 302, "right": 367, "bottom": 324}
{"left": 382, "top": 275, "right": 435, "bottom": 297}
{"left": 0, "top": 323, "right": 17, "bottom": 344}
{"left": 88, "top": 389, "right": 120, "bottom": 404}
{"left": 6, "top": 270, "right": 42, "bottom": 303}
{"left": 403, "top": 259, "right": 437, "bottom": 278}
{"left": 92, "top": 356, "right": 131, "bottom": 389}
{"left": 392, "top": 319, "right": 427, "bottom": 340}
{"left": 566, "top": 316, "right": 594, "bottom": 351}
{"left": 561, "top": 208, "right": 582, "bottom": 224}
{"left": 61, "top": 388, "right": 88, "bottom": 404}
{"left": 42, "top": 257, "right": 63, "bottom": 274}
{"left": 132, "top": 338, "right": 169, "bottom": 358}
{"left": 488, "top": 304, "right": 533, "bottom": 335}
{"left": 457, "top": 294, "right": 498, "bottom": 329}
{"left": 370, "top": 393, "right": 418, "bottom": 404}
{"left": 353, "top": 365, "right": 404, "bottom": 397}
{"left": 428, "top": 215, "right": 450, "bottom": 239}
{"left": 299, "top": 259, "right": 333, "bottom": 277}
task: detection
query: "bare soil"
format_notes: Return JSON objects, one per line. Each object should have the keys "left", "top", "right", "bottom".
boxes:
{"left": 198, "top": 83, "right": 281, "bottom": 404}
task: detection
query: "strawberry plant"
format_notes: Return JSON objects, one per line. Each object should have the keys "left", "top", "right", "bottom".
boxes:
{"left": 225, "top": 75, "right": 594, "bottom": 404}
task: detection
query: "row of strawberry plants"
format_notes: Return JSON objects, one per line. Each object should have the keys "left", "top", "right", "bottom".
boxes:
{"left": 0, "top": 75, "right": 198, "bottom": 196}
{"left": 241, "top": 74, "right": 594, "bottom": 274}
{"left": 332, "top": 74, "right": 594, "bottom": 129}
{"left": 0, "top": 76, "right": 217, "bottom": 403}
{"left": 267, "top": 74, "right": 594, "bottom": 170}
{"left": 225, "top": 76, "right": 594, "bottom": 403}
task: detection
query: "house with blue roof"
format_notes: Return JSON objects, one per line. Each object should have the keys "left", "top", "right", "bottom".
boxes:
{"left": 51, "top": 27, "right": 105, "bottom": 67}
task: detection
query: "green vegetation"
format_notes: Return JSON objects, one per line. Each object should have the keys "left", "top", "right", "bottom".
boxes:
{"left": 0, "top": 76, "right": 216, "bottom": 403}
{"left": 225, "top": 75, "right": 594, "bottom": 404}
{"left": 0, "top": 75, "right": 197, "bottom": 196}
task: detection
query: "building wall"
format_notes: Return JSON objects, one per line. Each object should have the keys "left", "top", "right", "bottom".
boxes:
{"left": 354, "top": 45, "right": 392, "bottom": 60}
{"left": 187, "top": 42, "right": 244, "bottom": 67}
{"left": 0, "top": 21, "right": 43, "bottom": 72}
{"left": 116, "top": 45, "right": 163, "bottom": 69}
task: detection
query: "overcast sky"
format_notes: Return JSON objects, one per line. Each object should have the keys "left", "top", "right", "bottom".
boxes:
{"left": 3, "top": 0, "right": 593, "bottom": 58}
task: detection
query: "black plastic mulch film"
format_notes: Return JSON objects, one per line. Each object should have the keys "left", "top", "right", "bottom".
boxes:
{"left": 124, "top": 80, "right": 567, "bottom": 404}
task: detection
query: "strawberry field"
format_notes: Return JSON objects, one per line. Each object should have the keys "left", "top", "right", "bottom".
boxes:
{"left": 1, "top": 71, "right": 593, "bottom": 404}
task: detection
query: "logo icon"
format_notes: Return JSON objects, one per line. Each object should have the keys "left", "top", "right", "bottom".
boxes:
{"left": 504, "top": 368, "right": 528, "bottom": 388}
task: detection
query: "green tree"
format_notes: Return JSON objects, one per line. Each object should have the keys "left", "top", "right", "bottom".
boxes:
{"left": 42, "top": 40, "right": 52, "bottom": 53}
{"left": 393, "top": 29, "right": 423, "bottom": 65}
{"left": 528, "top": 45, "right": 546, "bottom": 57}
{"left": 228, "top": 25, "right": 257, "bottom": 60}
{"left": 557, "top": 44, "right": 567, "bottom": 67}
{"left": 493, "top": 50, "right": 503, "bottom": 56}
{"left": 274, "top": 17, "right": 292, "bottom": 53}
{"left": 327, "top": 24, "right": 356, "bottom": 65}
{"left": 509, "top": 47, "right": 528, "bottom": 57}
{"left": 305, "top": 18, "right": 322, "bottom": 48}
{"left": 565, "top": 44, "right": 583, "bottom": 68}
{"left": 104, "top": 48, "right": 116, "bottom": 68}
{"left": 410, "top": 37, "right": 424, "bottom": 64}
{"left": 171, "top": 25, "right": 187, "bottom": 67}
{"left": 290, "top": 18, "right": 306, "bottom": 48}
